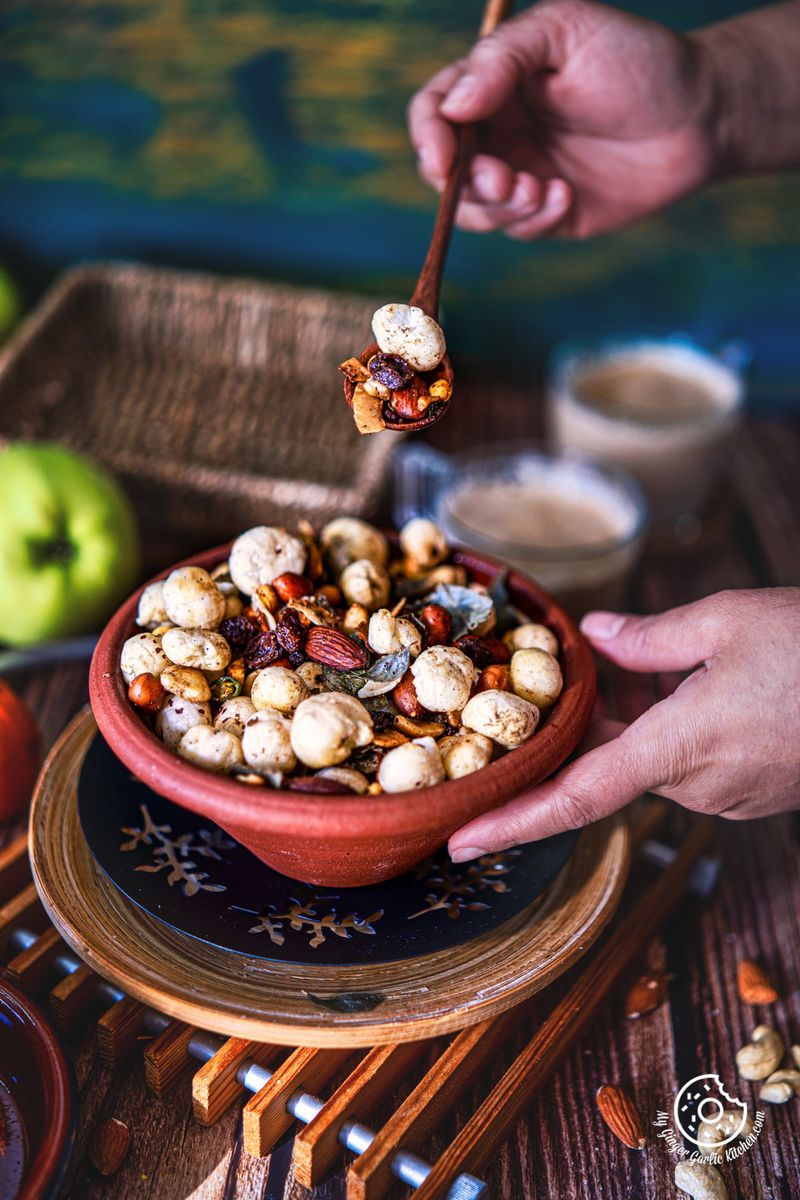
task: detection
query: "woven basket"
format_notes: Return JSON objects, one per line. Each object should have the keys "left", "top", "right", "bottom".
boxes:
{"left": 0, "top": 264, "right": 397, "bottom": 555}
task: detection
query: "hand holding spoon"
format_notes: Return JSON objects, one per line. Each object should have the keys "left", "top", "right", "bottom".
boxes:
{"left": 342, "top": 0, "right": 515, "bottom": 434}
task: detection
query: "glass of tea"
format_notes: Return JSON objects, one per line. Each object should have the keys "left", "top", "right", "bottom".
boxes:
{"left": 393, "top": 441, "right": 648, "bottom": 616}
{"left": 547, "top": 333, "right": 750, "bottom": 535}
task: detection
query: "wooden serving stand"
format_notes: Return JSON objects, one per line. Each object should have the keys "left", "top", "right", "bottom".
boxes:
{"left": 2, "top": 711, "right": 714, "bottom": 1198}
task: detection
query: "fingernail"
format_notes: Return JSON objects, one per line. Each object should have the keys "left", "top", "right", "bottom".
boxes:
{"left": 441, "top": 75, "right": 476, "bottom": 114}
{"left": 542, "top": 179, "right": 569, "bottom": 212}
{"left": 450, "top": 845, "right": 486, "bottom": 863}
{"left": 473, "top": 170, "right": 499, "bottom": 202}
{"left": 581, "top": 612, "right": 625, "bottom": 640}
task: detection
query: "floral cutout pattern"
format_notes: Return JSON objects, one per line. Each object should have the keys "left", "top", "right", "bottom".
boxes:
{"left": 120, "top": 802, "right": 234, "bottom": 897}
{"left": 245, "top": 894, "right": 384, "bottom": 949}
{"left": 408, "top": 850, "right": 522, "bottom": 920}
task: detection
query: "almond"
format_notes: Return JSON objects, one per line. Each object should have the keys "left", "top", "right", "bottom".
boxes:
{"left": 596, "top": 1085, "right": 647, "bottom": 1150}
{"left": 624, "top": 970, "right": 668, "bottom": 1019}
{"left": 89, "top": 1117, "right": 131, "bottom": 1176}
{"left": 305, "top": 626, "right": 369, "bottom": 670}
{"left": 737, "top": 960, "right": 778, "bottom": 1005}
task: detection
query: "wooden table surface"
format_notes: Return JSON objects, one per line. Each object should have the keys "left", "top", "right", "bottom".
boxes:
{"left": 3, "top": 380, "right": 799, "bottom": 1200}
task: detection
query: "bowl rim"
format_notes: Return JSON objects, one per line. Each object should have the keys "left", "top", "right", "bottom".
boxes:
{"left": 89, "top": 536, "right": 596, "bottom": 839}
{"left": 0, "top": 977, "right": 76, "bottom": 1200}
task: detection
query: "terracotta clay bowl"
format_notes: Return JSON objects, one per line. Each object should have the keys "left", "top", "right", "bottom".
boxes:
{"left": 90, "top": 539, "right": 596, "bottom": 887}
{"left": 0, "top": 977, "right": 76, "bottom": 1200}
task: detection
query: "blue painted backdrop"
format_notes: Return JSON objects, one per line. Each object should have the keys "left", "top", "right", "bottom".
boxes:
{"left": 1, "top": 1, "right": 797, "bottom": 407}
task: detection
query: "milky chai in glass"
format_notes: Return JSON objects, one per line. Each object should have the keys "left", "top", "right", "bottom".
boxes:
{"left": 548, "top": 342, "right": 744, "bottom": 528}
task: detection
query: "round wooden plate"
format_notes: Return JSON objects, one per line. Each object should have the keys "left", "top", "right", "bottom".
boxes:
{"left": 30, "top": 711, "right": 630, "bottom": 1047}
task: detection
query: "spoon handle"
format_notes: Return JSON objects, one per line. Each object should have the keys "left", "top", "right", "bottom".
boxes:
{"left": 410, "top": 0, "right": 515, "bottom": 316}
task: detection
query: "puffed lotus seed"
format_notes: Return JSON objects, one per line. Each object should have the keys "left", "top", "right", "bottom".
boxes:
{"left": 161, "top": 627, "right": 231, "bottom": 672}
{"left": 510, "top": 648, "right": 563, "bottom": 710}
{"left": 156, "top": 694, "right": 211, "bottom": 751}
{"left": 290, "top": 693, "right": 373, "bottom": 769}
{"left": 242, "top": 710, "right": 297, "bottom": 774}
{"left": 319, "top": 517, "right": 389, "bottom": 575}
{"left": 462, "top": 689, "right": 539, "bottom": 748}
{"left": 340, "top": 559, "right": 391, "bottom": 611}
{"left": 317, "top": 766, "right": 370, "bottom": 794}
{"left": 120, "top": 632, "right": 169, "bottom": 686}
{"left": 162, "top": 566, "right": 226, "bottom": 630}
{"left": 368, "top": 609, "right": 402, "bottom": 655}
{"left": 411, "top": 646, "right": 475, "bottom": 713}
{"left": 136, "top": 581, "right": 168, "bottom": 629}
{"left": 399, "top": 517, "right": 449, "bottom": 572}
{"left": 396, "top": 617, "right": 423, "bottom": 657}
{"left": 295, "top": 661, "right": 325, "bottom": 693}
{"left": 438, "top": 732, "right": 494, "bottom": 779}
{"left": 249, "top": 666, "right": 308, "bottom": 715}
{"left": 160, "top": 665, "right": 212, "bottom": 704}
{"left": 504, "top": 623, "right": 559, "bottom": 656}
{"left": 213, "top": 695, "right": 256, "bottom": 737}
{"left": 378, "top": 737, "right": 444, "bottom": 793}
{"left": 228, "top": 525, "right": 306, "bottom": 596}
{"left": 371, "top": 304, "right": 446, "bottom": 373}
{"left": 178, "top": 726, "right": 243, "bottom": 773}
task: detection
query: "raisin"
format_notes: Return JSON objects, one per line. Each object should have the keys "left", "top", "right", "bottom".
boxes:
{"left": 244, "top": 631, "right": 281, "bottom": 670}
{"left": 368, "top": 352, "right": 413, "bottom": 391}
{"left": 220, "top": 614, "right": 261, "bottom": 655}
{"left": 276, "top": 608, "right": 306, "bottom": 655}
{"left": 288, "top": 649, "right": 306, "bottom": 670}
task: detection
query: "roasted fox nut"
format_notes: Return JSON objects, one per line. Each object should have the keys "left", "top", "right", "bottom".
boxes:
{"left": 418, "top": 603, "right": 452, "bottom": 646}
{"left": 128, "top": 672, "right": 166, "bottom": 713}
{"left": 392, "top": 670, "right": 425, "bottom": 718}
{"left": 273, "top": 572, "right": 313, "bottom": 603}
{"left": 477, "top": 664, "right": 510, "bottom": 693}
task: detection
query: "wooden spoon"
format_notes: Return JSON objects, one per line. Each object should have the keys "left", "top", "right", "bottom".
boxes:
{"left": 344, "top": 0, "right": 515, "bottom": 432}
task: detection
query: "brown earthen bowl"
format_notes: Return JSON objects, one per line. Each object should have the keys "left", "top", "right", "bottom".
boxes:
{"left": 0, "top": 977, "right": 76, "bottom": 1200}
{"left": 89, "top": 539, "right": 596, "bottom": 887}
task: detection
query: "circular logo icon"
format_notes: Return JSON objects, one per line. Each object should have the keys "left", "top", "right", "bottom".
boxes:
{"left": 673, "top": 1074, "right": 748, "bottom": 1147}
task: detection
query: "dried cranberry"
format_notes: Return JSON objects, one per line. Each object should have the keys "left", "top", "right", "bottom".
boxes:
{"left": 369, "top": 352, "right": 413, "bottom": 391}
{"left": 276, "top": 608, "right": 306, "bottom": 656}
{"left": 245, "top": 631, "right": 281, "bottom": 670}
{"left": 220, "top": 614, "right": 262, "bottom": 654}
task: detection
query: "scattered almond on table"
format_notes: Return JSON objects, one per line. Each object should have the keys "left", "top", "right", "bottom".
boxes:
{"left": 89, "top": 1117, "right": 131, "bottom": 1176}
{"left": 736, "top": 959, "right": 778, "bottom": 1005}
{"left": 595, "top": 1084, "right": 647, "bottom": 1150}
{"left": 624, "top": 970, "right": 668, "bottom": 1019}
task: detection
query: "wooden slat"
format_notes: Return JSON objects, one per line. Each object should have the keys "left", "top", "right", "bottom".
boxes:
{"left": 96, "top": 995, "right": 148, "bottom": 1070}
{"left": 144, "top": 1021, "right": 197, "bottom": 1097}
{"left": 192, "top": 1037, "right": 284, "bottom": 1126}
{"left": 242, "top": 1047, "right": 353, "bottom": 1158}
{"left": 295, "top": 1040, "right": 427, "bottom": 1188}
{"left": 5, "top": 925, "right": 62, "bottom": 990}
{"left": 347, "top": 1011, "right": 523, "bottom": 1200}
{"left": 0, "top": 832, "right": 31, "bottom": 905}
{"left": 411, "top": 820, "right": 715, "bottom": 1200}
{"left": 50, "top": 962, "right": 98, "bottom": 1032}
{"left": 0, "top": 881, "right": 47, "bottom": 956}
